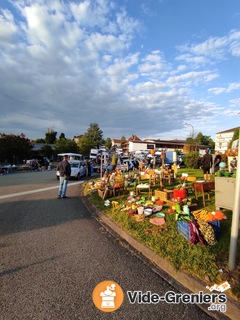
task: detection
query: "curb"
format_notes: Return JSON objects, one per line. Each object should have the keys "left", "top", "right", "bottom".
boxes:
{"left": 82, "top": 194, "right": 240, "bottom": 320}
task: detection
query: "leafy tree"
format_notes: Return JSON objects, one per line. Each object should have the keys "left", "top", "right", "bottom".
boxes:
{"left": 45, "top": 129, "right": 57, "bottom": 144}
{"left": 59, "top": 133, "right": 66, "bottom": 140}
{"left": 105, "top": 137, "right": 112, "bottom": 149}
{"left": 228, "top": 128, "right": 239, "bottom": 149}
{"left": 120, "top": 136, "right": 126, "bottom": 149}
{"left": 35, "top": 138, "right": 45, "bottom": 143}
{"left": 84, "top": 123, "right": 105, "bottom": 148}
{"left": 186, "top": 132, "right": 215, "bottom": 150}
{"left": 183, "top": 152, "right": 201, "bottom": 169}
{"left": 40, "top": 144, "right": 54, "bottom": 160}
{"left": 77, "top": 135, "right": 94, "bottom": 156}
{"left": 196, "top": 132, "right": 214, "bottom": 149}
{"left": 54, "top": 139, "right": 79, "bottom": 156}
{"left": 0, "top": 134, "right": 32, "bottom": 165}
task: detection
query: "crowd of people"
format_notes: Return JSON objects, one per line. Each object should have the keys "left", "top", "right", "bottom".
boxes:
{"left": 200, "top": 148, "right": 237, "bottom": 180}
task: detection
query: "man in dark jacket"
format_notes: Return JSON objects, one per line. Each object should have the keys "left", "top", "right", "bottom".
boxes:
{"left": 57, "top": 155, "right": 71, "bottom": 199}
{"left": 201, "top": 149, "right": 213, "bottom": 181}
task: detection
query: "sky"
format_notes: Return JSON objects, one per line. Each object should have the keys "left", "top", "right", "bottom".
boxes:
{"left": 0, "top": 0, "right": 240, "bottom": 142}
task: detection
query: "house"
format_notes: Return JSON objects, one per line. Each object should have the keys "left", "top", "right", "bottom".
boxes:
{"left": 215, "top": 127, "right": 239, "bottom": 152}
{"left": 115, "top": 135, "right": 208, "bottom": 155}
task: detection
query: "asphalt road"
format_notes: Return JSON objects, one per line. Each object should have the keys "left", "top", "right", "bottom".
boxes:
{"left": 0, "top": 171, "right": 222, "bottom": 320}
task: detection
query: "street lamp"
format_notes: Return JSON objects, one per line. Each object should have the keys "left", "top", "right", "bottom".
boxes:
{"left": 184, "top": 122, "right": 195, "bottom": 138}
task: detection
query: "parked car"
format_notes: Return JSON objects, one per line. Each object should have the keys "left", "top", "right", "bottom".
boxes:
{"left": 155, "top": 156, "right": 174, "bottom": 168}
{"left": 177, "top": 156, "right": 186, "bottom": 168}
{"left": 56, "top": 160, "right": 86, "bottom": 180}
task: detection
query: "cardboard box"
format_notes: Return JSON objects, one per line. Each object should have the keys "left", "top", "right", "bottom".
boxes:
{"left": 98, "top": 188, "right": 113, "bottom": 199}
{"left": 155, "top": 189, "right": 173, "bottom": 201}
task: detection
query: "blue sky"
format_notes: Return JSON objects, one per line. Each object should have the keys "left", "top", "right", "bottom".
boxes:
{"left": 0, "top": 0, "right": 239, "bottom": 141}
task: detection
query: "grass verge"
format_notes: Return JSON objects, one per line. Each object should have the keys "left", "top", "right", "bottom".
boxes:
{"left": 83, "top": 169, "right": 240, "bottom": 301}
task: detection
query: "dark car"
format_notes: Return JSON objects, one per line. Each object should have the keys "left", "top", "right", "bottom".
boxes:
{"left": 155, "top": 156, "right": 174, "bottom": 168}
{"left": 177, "top": 156, "right": 186, "bottom": 168}
{"left": 164, "top": 157, "right": 174, "bottom": 168}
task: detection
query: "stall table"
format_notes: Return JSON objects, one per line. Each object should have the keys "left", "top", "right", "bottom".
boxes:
{"left": 194, "top": 181, "right": 215, "bottom": 207}
{"left": 136, "top": 183, "right": 151, "bottom": 198}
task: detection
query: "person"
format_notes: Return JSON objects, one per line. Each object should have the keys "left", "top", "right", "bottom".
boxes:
{"left": 87, "top": 160, "right": 92, "bottom": 177}
{"left": 213, "top": 152, "right": 222, "bottom": 173}
{"left": 229, "top": 157, "right": 237, "bottom": 173}
{"left": 201, "top": 149, "right": 213, "bottom": 181}
{"left": 57, "top": 155, "right": 71, "bottom": 199}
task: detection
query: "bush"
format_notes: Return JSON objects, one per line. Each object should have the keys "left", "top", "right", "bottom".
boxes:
{"left": 184, "top": 152, "right": 201, "bottom": 168}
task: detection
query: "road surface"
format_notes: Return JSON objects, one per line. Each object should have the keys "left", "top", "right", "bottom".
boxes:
{"left": 0, "top": 171, "right": 225, "bottom": 319}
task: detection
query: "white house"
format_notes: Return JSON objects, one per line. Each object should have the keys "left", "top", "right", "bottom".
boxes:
{"left": 215, "top": 127, "right": 239, "bottom": 152}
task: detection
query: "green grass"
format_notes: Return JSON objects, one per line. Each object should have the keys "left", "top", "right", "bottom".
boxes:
{"left": 83, "top": 169, "right": 240, "bottom": 301}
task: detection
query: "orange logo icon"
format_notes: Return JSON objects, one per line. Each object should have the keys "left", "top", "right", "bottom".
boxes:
{"left": 92, "top": 280, "right": 124, "bottom": 312}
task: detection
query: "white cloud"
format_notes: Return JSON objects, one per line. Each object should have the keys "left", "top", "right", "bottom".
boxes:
{"left": 0, "top": 9, "right": 18, "bottom": 42}
{"left": 209, "top": 82, "right": 240, "bottom": 95}
{"left": 176, "top": 29, "right": 240, "bottom": 65}
{"left": 166, "top": 71, "right": 218, "bottom": 88}
{"left": 0, "top": 0, "right": 239, "bottom": 141}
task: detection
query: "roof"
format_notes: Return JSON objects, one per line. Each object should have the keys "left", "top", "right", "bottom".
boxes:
{"left": 112, "top": 138, "right": 123, "bottom": 144}
{"left": 127, "top": 134, "right": 142, "bottom": 142}
{"left": 216, "top": 127, "right": 239, "bottom": 134}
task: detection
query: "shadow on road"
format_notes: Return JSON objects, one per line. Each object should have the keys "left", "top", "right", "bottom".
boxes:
{"left": 0, "top": 254, "right": 65, "bottom": 277}
{"left": 0, "top": 194, "right": 92, "bottom": 236}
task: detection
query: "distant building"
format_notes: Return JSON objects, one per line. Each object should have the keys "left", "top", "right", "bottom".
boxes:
{"left": 215, "top": 127, "right": 239, "bottom": 152}
{"left": 113, "top": 135, "right": 209, "bottom": 155}
{"left": 111, "top": 138, "right": 123, "bottom": 148}
{"left": 73, "top": 134, "right": 83, "bottom": 143}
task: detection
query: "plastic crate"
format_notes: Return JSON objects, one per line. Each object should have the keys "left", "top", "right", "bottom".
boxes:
{"left": 177, "top": 221, "right": 193, "bottom": 242}
{"left": 177, "top": 220, "right": 220, "bottom": 243}
{"left": 208, "top": 220, "right": 220, "bottom": 240}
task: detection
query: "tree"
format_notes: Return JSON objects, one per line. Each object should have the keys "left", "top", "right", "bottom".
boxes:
{"left": 120, "top": 136, "right": 126, "bottom": 149}
{"left": 77, "top": 135, "right": 93, "bottom": 156}
{"left": 195, "top": 132, "right": 214, "bottom": 149}
{"left": 84, "top": 123, "right": 105, "bottom": 148}
{"left": 45, "top": 129, "right": 57, "bottom": 144}
{"left": 105, "top": 137, "right": 112, "bottom": 149}
{"left": 40, "top": 144, "right": 54, "bottom": 160}
{"left": 59, "top": 133, "right": 66, "bottom": 140}
{"left": 0, "top": 134, "right": 32, "bottom": 165}
{"left": 35, "top": 138, "right": 45, "bottom": 143}
{"left": 186, "top": 132, "right": 215, "bottom": 150}
{"left": 54, "top": 139, "right": 79, "bottom": 156}
{"left": 229, "top": 128, "right": 239, "bottom": 149}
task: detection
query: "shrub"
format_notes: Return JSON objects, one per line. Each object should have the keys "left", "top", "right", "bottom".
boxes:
{"left": 183, "top": 152, "right": 201, "bottom": 168}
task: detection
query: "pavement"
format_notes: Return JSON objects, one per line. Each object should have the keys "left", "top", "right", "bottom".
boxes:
{"left": 82, "top": 191, "right": 240, "bottom": 320}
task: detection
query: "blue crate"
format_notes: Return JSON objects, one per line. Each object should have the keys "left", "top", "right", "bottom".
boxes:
{"left": 177, "top": 221, "right": 193, "bottom": 242}
{"left": 208, "top": 220, "right": 220, "bottom": 240}
{"left": 177, "top": 220, "right": 220, "bottom": 243}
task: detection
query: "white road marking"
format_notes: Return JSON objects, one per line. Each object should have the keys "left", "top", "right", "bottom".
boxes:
{"left": 0, "top": 181, "right": 83, "bottom": 200}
